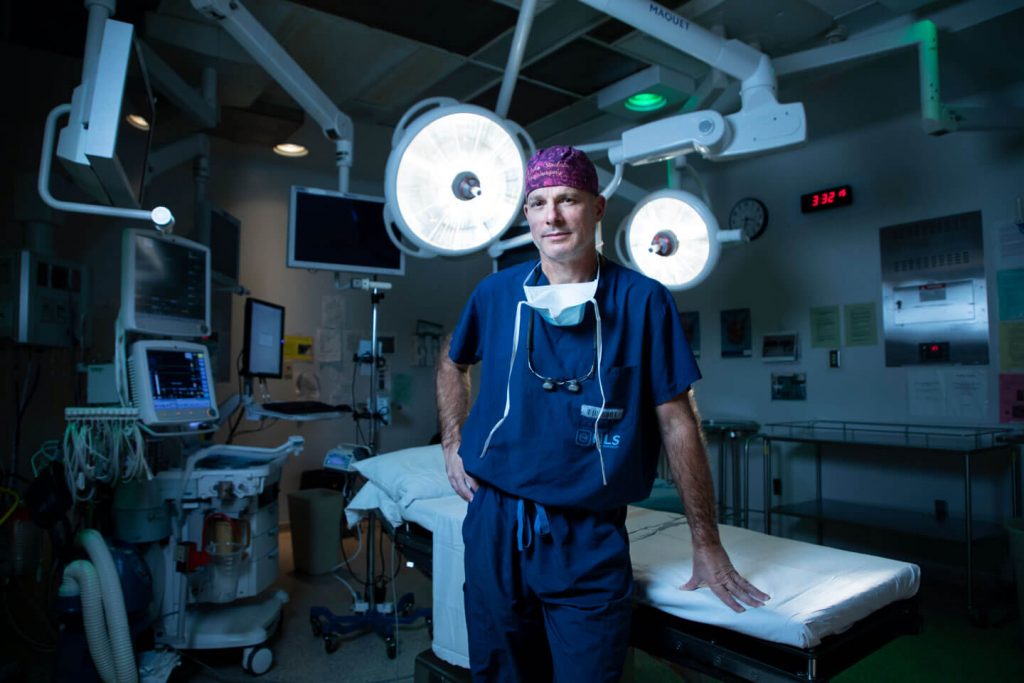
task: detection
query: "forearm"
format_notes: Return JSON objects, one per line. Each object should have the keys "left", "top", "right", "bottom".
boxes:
{"left": 659, "top": 391, "right": 721, "bottom": 548}
{"left": 435, "top": 334, "right": 471, "bottom": 450}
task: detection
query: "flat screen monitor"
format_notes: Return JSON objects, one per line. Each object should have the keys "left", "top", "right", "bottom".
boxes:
{"left": 200, "top": 201, "right": 241, "bottom": 285}
{"left": 121, "top": 229, "right": 210, "bottom": 338}
{"left": 56, "top": 18, "right": 155, "bottom": 209}
{"left": 128, "top": 340, "right": 218, "bottom": 426}
{"left": 287, "top": 186, "right": 405, "bottom": 276}
{"left": 242, "top": 298, "right": 285, "bottom": 379}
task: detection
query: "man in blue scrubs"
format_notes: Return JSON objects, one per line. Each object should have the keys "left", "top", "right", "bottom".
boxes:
{"left": 436, "top": 146, "right": 767, "bottom": 682}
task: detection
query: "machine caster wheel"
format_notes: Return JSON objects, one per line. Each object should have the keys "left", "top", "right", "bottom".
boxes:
{"left": 310, "top": 614, "right": 326, "bottom": 637}
{"left": 324, "top": 632, "right": 342, "bottom": 654}
{"left": 242, "top": 646, "right": 274, "bottom": 675}
{"left": 397, "top": 593, "right": 415, "bottom": 617}
{"left": 386, "top": 637, "right": 397, "bottom": 659}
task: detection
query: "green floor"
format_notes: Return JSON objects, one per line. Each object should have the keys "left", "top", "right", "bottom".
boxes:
{"left": 834, "top": 591, "right": 1024, "bottom": 682}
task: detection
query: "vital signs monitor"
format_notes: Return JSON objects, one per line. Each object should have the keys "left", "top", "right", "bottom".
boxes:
{"left": 128, "top": 340, "right": 218, "bottom": 425}
{"left": 121, "top": 229, "right": 211, "bottom": 338}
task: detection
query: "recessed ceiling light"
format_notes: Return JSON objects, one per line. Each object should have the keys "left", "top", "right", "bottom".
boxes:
{"left": 273, "top": 143, "right": 309, "bottom": 158}
{"left": 125, "top": 114, "right": 150, "bottom": 131}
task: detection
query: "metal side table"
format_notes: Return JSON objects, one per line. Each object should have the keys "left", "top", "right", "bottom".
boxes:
{"left": 759, "top": 420, "right": 1017, "bottom": 617}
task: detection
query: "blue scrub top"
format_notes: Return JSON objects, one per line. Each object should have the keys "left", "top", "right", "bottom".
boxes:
{"left": 449, "top": 258, "right": 701, "bottom": 511}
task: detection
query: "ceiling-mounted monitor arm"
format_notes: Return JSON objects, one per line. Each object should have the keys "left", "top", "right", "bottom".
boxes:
{"left": 39, "top": 105, "right": 175, "bottom": 232}
{"left": 191, "top": 0, "right": 355, "bottom": 192}
{"left": 576, "top": 0, "right": 806, "bottom": 163}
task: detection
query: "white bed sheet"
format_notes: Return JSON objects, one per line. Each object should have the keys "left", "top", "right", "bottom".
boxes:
{"left": 347, "top": 484, "right": 470, "bottom": 667}
{"left": 346, "top": 492, "right": 920, "bottom": 667}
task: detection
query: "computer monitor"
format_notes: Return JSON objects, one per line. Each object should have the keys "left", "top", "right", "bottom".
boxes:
{"left": 242, "top": 298, "right": 285, "bottom": 379}
{"left": 199, "top": 201, "right": 241, "bottom": 286}
{"left": 56, "top": 18, "right": 155, "bottom": 209}
{"left": 128, "top": 340, "right": 218, "bottom": 426}
{"left": 121, "top": 229, "right": 210, "bottom": 338}
{"left": 287, "top": 186, "right": 405, "bottom": 276}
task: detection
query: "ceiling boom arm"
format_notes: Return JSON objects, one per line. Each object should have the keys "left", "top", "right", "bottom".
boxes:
{"left": 191, "top": 0, "right": 355, "bottom": 189}
{"left": 576, "top": 0, "right": 806, "bottom": 162}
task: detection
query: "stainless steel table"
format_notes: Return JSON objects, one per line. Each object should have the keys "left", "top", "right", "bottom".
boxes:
{"left": 758, "top": 420, "right": 1018, "bottom": 616}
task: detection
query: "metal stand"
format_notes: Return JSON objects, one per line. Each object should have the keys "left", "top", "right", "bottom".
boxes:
{"left": 309, "top": 280, "right": 431, "bottom": 658}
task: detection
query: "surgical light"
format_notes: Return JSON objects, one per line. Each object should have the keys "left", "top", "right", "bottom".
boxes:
{"left": 616, "top": 189, "right": 723, "bottom": 291}
{"left": 273, "top": 143, "right": 309, "bottom": 158}
{"left": 624, "top": 93, "right": 668, "bottom": 112}
{"left": 384, "top": 98, "right": 532, "bottom": 257}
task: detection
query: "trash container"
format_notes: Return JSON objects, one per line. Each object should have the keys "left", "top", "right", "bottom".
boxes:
{"left": 287, "top": 489, "right": 344, "bottom": 575}
{"left": 1009, "top": 518, "right": 1024, "bottom": 641}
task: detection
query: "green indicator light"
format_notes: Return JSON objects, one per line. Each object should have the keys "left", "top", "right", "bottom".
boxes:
{"left": 624, "top": 92, "right": 667, "bottom": 112}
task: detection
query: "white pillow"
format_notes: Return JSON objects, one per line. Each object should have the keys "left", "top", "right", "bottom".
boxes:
{"left": 352, "top": 444, "right": 453, "bottom": 508}
{"left": 346, "top": 481, "right": 405, "bottom": 528}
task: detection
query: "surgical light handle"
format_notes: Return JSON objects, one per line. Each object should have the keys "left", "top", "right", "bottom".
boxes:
{"left": 38, "top": 104, "right": 176, "bottom": 231}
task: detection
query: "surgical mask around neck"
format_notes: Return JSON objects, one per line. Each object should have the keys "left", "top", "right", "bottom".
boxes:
{"left": 523, "top": 265, "right": 599, "bottom": 327}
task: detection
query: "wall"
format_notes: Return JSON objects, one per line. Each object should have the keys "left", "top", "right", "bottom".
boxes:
{"left": 679, "top": 82, "right": 1024, "bottom": 525}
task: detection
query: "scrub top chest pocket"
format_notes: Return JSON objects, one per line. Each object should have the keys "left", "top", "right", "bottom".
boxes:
{"left": 574, "top": 365, "right": 638, "bottom": 451}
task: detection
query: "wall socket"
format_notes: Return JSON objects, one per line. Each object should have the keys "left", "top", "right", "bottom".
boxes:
{"left": 828, "top": 349, "right": 841, "bottom": 368}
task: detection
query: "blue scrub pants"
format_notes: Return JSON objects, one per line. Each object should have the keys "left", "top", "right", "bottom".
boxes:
{"left": 462, "top": 484, "right": 633, "bottom": 683}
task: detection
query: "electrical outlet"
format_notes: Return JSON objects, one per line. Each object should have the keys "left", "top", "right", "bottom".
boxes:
{"left": 828, "top": 349, "right": 840, "bottom": 368}
{"left": 772, "top": 478, "right": 782, "bottom": 496}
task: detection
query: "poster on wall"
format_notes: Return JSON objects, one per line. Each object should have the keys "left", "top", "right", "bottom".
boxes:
{"left": 680, "top": 311, "right": 700, "bottom": 357}
{"left": 809, "top": 305, "right": 840, "bottom": 348}
{"left": 999, "top": 374, "right": 1024, "bottom": 423}
{"left": 997, "top": 268, "right": 1024, "bottom": 321}
{"left": 1001, "top": 322, "right": 1024, "bottom": 371}
{"left": 771, "top": 373, "right": 806, "bottom": 401}
{"left": 720, "top": 308, "right": 752, "bottom": 358}
{"left": 907, "top": 367, "right": 989, "bottom": 420}
{"left": 844, "top": 302, "right": 878, "bottom": 346}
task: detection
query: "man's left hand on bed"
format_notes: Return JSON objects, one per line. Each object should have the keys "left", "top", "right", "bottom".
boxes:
{"left": 682, "top": 543, "right": 770, "bottom": 613}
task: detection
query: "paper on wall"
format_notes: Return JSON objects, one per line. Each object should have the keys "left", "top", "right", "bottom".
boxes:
{"left": 316, "top": 327, "right": 342, "bottom": 363}
{"left": 907, "top": 367, "right": 989, "bottom": 420}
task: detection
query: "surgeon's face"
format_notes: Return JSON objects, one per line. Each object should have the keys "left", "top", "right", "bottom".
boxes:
{"left": 524, "top": 186, "right": 606, "bottom": 266}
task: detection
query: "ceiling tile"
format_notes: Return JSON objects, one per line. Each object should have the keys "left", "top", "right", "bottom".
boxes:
{"left": 522, "top": 40, "right": 649, "bottom": 94}
{"left": 292, "top": 0, "right": 518, "bottom": 55}
{"left": 471, "top": 79, "right": 577, "bottom": 125}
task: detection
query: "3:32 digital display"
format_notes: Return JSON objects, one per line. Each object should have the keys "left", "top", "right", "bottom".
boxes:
{"left": 801, "top": 184, "right": 853, "bottom": 213}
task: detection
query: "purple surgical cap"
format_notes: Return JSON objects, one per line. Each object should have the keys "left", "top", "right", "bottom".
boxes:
{"left": 524, "top": 146, "right": 599, "bottom": 198}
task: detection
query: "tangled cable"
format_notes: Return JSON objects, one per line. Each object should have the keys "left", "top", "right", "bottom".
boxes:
{"left": 62, "top": 408, "right": 149, "bottom": 504}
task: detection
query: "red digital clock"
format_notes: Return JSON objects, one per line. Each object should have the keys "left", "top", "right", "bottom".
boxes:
{"left": 801, "top": 184, "right": 853, "bottom": 213}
